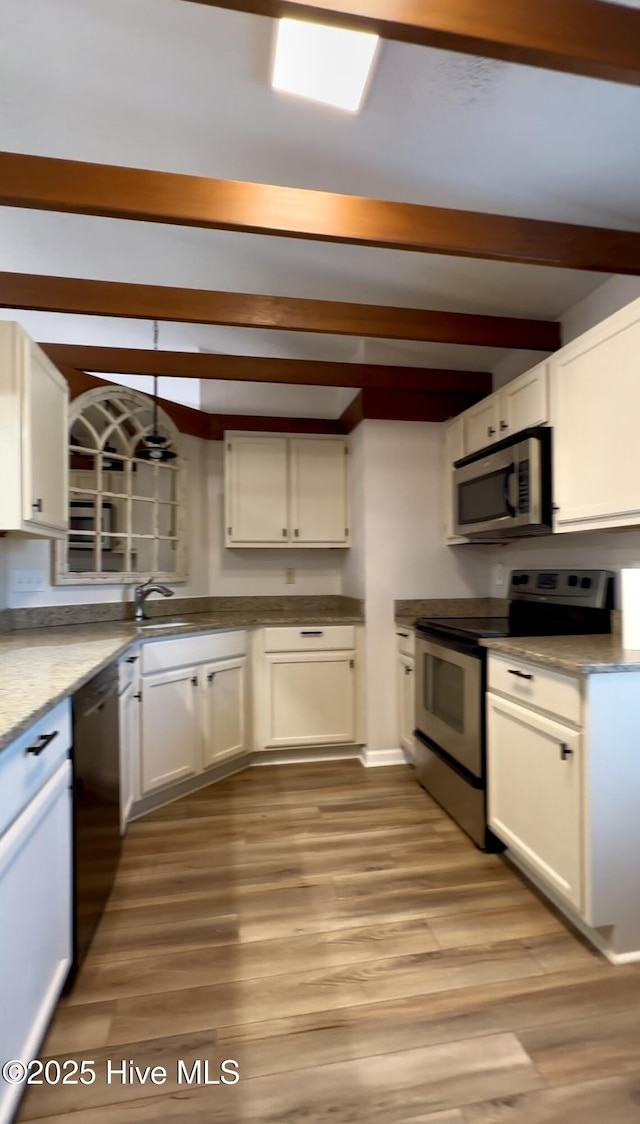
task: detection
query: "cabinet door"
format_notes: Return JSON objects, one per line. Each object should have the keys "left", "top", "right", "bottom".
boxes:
{"left": 264, "top": 651, "right": 356, "bottom": 748}
{"left": 487, "top": 693, "right": 582, "bottom": 910}
{"left": 140, "top": 668, "right": 199, "bottom": 794}
{"left": 442, "top": 416, "right": 467, "bottom": 543}
{"left": 226, "top": 436, "right": 289, "bottom": 544}
{"left": 289, "top": 438, "right": 348, "bottom": 545}
{"left": 498, "top": 362, "right": 548, "bottom": 437}
{"left": 463, "top": 395, "right": 500, "bottom": 455}
{"left": 551, "top": 305, "right": 640, "bottom": 532}
{"left": 0, "top": 762, "right": 72, "bottom": 1124}
{"left": 398, "top": 653, "right": 415, "bottom": 754}
{"left": 202, "top": 658, "right": 246, "bottom": 769}
{"left": 23, "top": 340, "right": 68, "bottom": 533}
{"left": 119, "top": 684, "right": 140, "bottom": 830}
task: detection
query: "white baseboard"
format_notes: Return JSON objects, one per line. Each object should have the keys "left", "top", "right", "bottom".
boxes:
{"left": 359, "top": 747, "right": 408, "bottom": 768}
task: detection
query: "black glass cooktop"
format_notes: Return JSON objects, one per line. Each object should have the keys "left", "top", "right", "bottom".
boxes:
{"left": 417, "top": 617, "right": 511, "bottom": 642}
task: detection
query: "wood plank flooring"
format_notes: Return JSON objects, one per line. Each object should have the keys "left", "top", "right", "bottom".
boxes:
{"left": 17, "top": 761, "right": 640, "bottom": 1122}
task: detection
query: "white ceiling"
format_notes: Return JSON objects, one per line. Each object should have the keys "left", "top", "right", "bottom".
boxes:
{"left": 1, "top": 0, "right": 640, "bottom": 416}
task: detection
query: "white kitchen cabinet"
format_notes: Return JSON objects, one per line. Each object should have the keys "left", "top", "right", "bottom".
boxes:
{"left": 202, "top": 657, "right": 246, "bottom": 769}
{"left": 0, "top": 321, "right": 69, "bottom": 537}
{"left": 463, "top": 396, "right": 501, "bottom": 456}
{"left": 550, "top": 298, "right": 640, "bottom": 533}
{"left": 487, "top": 693, "right": 582, "bottom": 910}
{"left": 487, "top": 652, "right": 640, "bottom": 963}
{"left": 442, "top": 415, "right": 467, "bottom": 543}
{"left": 225, "top": 433, "right": 349, "bottom": 548}
{"left": 140, "top": 666, "right": 200, "bottom": 794}
{"left": 225, "top": 434, "right": 289, "bottom": 545}
{"left": 463, "top": 363, "right": 549, "bottom": 456}
{"left": 0, "top": 760, "right": 72, "bottom": 1124}
{"left": 290, "top": 438, "right": 349, "bottom": 545}
{"left": 263, "top": 650, "right": 357, "bottom": 748}
{"left": 398, "top": 652, "right": 415, "bottom": 756}
{"left": 499, "top": 362, "right": 549, "bottom": 438}
{"left": 119, "top": 683, "right": 140, "bottom": 830}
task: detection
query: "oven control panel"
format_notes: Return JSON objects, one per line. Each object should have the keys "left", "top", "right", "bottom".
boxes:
{"left": 509, "top": 569, "right": 613, "bottom": 608}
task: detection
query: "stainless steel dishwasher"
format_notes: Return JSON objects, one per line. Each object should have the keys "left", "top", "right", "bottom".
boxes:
{"left": 70, "top": 664, "right": 121, "bottom": 979}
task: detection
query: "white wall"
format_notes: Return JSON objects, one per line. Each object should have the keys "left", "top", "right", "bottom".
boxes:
{"left": 490, "top": 276, "right": 640, "bottom": 601}
{"left": 0, "top": 434, "right": 343, "bottom": 609}
{"left": 349, "top": 420, "right": 491, "bottom": 754}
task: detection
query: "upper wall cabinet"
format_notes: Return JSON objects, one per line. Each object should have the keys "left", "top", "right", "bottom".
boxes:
{"left": 225, "top": 434, "right": 349, "bottom": 548}
{"left": 464, "top": 363, "right": 549, "bottom": 456}
{"left": 442, "top": 415, "right": 467, "bottom": 544}
{"left": 551, "top": 299, "right": 640, "bottom": 534}
{"left": 0, "top": 322, "right": 69, "bottom": 537}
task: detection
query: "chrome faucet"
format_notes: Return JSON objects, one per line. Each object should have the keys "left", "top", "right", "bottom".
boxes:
{"left": 134, "top": 577, "right": 174, "bottom": 622}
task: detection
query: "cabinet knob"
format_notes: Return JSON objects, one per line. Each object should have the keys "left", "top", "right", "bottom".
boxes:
{"left": 500, "top": 420, "right": 508, "bottom": 431}
{"left": 32, "top": 498, "right": 43, "bottom": 512}
{"left": 191, "top": 676, "right": 198, "bottom": 687}
{"left": 487, "top": 426, "right": 496, "bottom": 437}
{"left": 404, "top": 665, "right": 413, "bottom": 676}
{"left": 560, "top": 743, "right": 573, "bottom": 760}
{"left": 282, "top": 528, "right": 287, "bottom": 537}
{"left": 133, "top": 692, "right": 141, "bottom": 700}
{"left": 207, "top": 672, "right": 215, "bottom": 683}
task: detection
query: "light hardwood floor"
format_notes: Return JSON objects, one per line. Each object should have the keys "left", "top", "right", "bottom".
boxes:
{"left": 18, "top": 761, "right": 640, "bottom": 1122}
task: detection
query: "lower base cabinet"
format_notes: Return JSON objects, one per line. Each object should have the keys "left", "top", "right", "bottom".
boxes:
{"left": 202, "top": 657, "right": 246, "bottom": 769}
{"left": 141, "top": 666, "right": 200, "bottom": 794}
{"left": 487, "top": 692, "right": 582, "bottom": 910}
{"left": 263, "top": 650, "right": 356, "bottom": 748}
{"left": 0, "top": 760, "right": 72, "bottom": 1124}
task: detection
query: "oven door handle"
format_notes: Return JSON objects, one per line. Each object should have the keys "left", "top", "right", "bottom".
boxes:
{"left": 504, "top": 464, "right": 517, "bottom": 518}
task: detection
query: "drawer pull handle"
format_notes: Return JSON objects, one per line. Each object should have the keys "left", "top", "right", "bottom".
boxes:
{"left": 560, "top": 743, "right": 573, "bottom": 760}
{"left": 126, "top": 655, "right": 139, "bottom": 664}
{"left": 507, "top": 669, "right": 534, "bottom": 680}
{"left": 397, "top": 632, "right": 409, "bottom": 638}
{"left": 191, "top": 676, "right": 198, "bottom": 687}
{"left": 207, "top": 672, "right": 215, "bottom": 683}
{"left": 300, "top": 630, "right": 323, "bottom": 636}
{"left": 404, "top": 665, "right": 413, "bottom": 676}
{"left": 26, "top": 731, "right": 58, "bottom": 756}
{"left": 32, "top": 498, "right": 43, "bottom": 512}
{"left": 133, "top": 692, "right": 141, "bottom": 700}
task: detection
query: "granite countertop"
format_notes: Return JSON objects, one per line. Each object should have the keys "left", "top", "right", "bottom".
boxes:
{"left": 0, "top": 608, "right": 363, "bottom": 753}
{"left": 481, "top": 634, "right": 640, "bottom": 675}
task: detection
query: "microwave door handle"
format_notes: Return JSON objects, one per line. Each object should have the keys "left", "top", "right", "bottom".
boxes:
{"left": 504, "top": 464, "right": 517, "bottom": 518}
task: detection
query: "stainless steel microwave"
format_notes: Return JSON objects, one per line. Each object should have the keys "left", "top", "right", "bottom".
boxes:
{"left": 453, "top": 427, "right": 552, "bottom": 540}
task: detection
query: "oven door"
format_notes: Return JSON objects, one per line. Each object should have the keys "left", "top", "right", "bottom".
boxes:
{"left": 415, "top": 637, "right": 482, "bottom": 778}
{"left": 453, "top": 436, "right": 542, "bottom": 538}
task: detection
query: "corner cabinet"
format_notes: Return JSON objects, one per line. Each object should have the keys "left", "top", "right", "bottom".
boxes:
{"left": 254, "top": 626, "right": 361, "bottom": 752}
{"left": 0, "top": 321, "right": 69, "bottom": 537}
{"left": 225, "top": 433, "right": 349, "bottom": 548}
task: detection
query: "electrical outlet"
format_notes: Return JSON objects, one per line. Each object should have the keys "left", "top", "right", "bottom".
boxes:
{"left": 285, "top": 568, "right": 296, "bottom": 585}
{"left": 493, "top": 563, "right": 505, "bottom": 587}
{"left": 11, "top": 569, "right": 46, "bottom": 593}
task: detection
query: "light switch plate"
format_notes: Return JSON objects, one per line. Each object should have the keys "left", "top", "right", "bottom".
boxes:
{"left": 285, "top": 568, "right": 296, "bottom": 585}
{"left": 11, "top": 569, "right": 46, "bottom": 593}
{"left": 493, "top": 563, "right": 505, "bottom": 587}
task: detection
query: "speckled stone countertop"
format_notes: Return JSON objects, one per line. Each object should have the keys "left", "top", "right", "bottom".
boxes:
{"left": 481, "top": 634, "right": 640, "bottom": 675}
{"left": 0, "top": 606, "right": 364, "bottom": 753}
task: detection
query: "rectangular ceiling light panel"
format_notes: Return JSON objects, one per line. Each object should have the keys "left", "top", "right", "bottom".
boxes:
{"left": 272, "top": 18, "right": 380, "bottom": 113}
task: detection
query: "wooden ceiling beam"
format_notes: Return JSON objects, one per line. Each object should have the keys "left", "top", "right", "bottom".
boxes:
{"left": 186, "top": 0, "right": 640, "bottom": 87}
{"left": 41, "top": 342, "right": 491, "bottom": 395}
{"left": 0, "top": 271, "right": 561, "bottom": 351}
{"left": 0, "top": 152, "right": 638, "bottom": 273}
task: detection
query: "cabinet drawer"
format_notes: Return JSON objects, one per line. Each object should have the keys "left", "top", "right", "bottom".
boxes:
{"left": 396, "top": 629, "right": 415, "bottom": 658}
{"left": 263, "top": 625, "right": 356, "bottom": 652}
{"left": 141, "top": 630, "right": 247, "bottom": 674}
{"left": 0, "top": 698, "right": 72, "bottom": 835}
{"left": 488, "top": 654, "right": 581, "bottom": 726}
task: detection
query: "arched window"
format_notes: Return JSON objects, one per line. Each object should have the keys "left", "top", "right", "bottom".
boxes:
{"left": 54, "top": 386, "right": 186, "bottom": 585}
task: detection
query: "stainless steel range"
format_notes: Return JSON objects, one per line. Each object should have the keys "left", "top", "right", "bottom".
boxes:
{"left": 414, "top": 569, "right": 614, "bottom": 851}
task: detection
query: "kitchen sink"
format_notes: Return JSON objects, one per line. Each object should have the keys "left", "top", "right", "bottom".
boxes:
{"left": 136, "top": 620, "right": 193, "bottom": 630}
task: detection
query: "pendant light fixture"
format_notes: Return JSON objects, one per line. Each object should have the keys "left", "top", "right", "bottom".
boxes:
{"left": 138, "top": 320, "right": 177, "bottom": 462}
